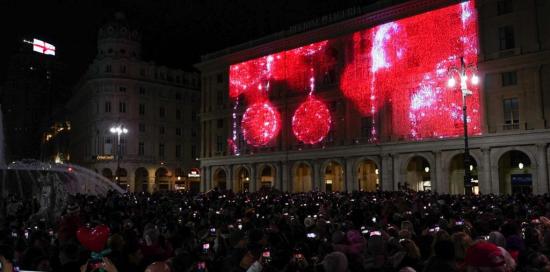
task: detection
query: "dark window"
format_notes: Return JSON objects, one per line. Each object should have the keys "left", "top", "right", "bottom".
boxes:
{"left": 217, "top": 119, "right": 224, "bottom": 129}
{"left": 138, "top": 142, "right": 144, "bottom": 156}
{"left": 139, "top": 104, "right": 145, "bottom": 115}
{"left": 217, "top": 73, "right": 223, "bottom": 83}
{"left": 120, "top": 65, "right": 126, "bottom": 73}
{"left": 191, "top": 112, "right": 197, "bottom": 121}
{"left": 105, "top": 102, "right": 111, "bottom": 113}
{"left": 176, "top": 109, "right": 181, "bottom": 120}
{"left": 105, "top": 65, "right": 112, "bottom": 73}
{"left": 175, "top": 144, "right": 181, "bottom": 158}
{"left": 498, "top": 25, "right": 515, "bottom": 50}
{"left": 503, "top": 98, "right": 519, "bottom": 124}
{"left": 140, "top": 68, "right": 146, "bottom": 76}
{"left": 119, "top": 102, "right": 126, "bottom": 113}
{"left": 192, "top": 129, "right": 197, "bottom": 138}
{"left": 139, "top": 123, "right": 145, "bottom": 132}
{"left": 501, "top": 71, "right": 517, "bottom": 86}
{"left": 216, "top": 136, "right": 223, "bottom": 152}
{"left": 159, "top": 107, "right": 165, "bottom": 118}
{"left": 139, "top": 87, "right": 146, "bottom": 95}
{"left": 191, "top": 145, "right": 197, "bottom": 159}
{"left": 176, "top": 92, "right": 181, "bottom": 100}
{"left": 217, "top": 91, "right": 223, "bottom": 105}
{"left": 119, "top": 87, "right": 126, "bottom": 92}
{"left": 159, "top": 144, "right": 165, "bottom": 157}
{"left": 361, "top": 117, "right": 373, "bottom": 138}
{"left": 159, "top": 126, "right": 165, "bottom": 135}
{"left": 176, "top": 128, "right": 181, "bottom": 136}
{"left": 497, "top": 0, "right": 513, "bottom": 15}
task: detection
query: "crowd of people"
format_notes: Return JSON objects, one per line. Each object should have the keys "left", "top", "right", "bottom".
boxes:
{"left": 1, "top": 188, "right": 550, "bottom": 272}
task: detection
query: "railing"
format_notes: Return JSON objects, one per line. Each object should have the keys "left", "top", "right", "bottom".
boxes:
{"left": 502, "top": 122, "right": 521, "bottom": 131}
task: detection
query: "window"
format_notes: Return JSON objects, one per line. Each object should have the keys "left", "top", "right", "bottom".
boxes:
{"left": 217, "top": 73, "right": 223, "bottom": 83}
{"left": 138, "top": 142, "right": 145, "bottom": 156}
{"left": 159, "top": 107, "right": 165, "bottom": 118}
{"left": 119, "top": 102, "right": 126, "bottom": 113}
{"left": 497, "top": 0, "right": 513, "bottom": 15}
{"left": 361, "top": 117, "right": 373, "bottom": 138}
{"left": 217, "top": 91, "right": 223, "bottom": 105}
{"left": 501, "top": 71, "right": 517, "bottom": 86}
{"left": 176, "top": 128, "right": 181, "bottom": 136}
{"left": 192, "top": 129, "right": 197, "bottom": 138}
{"left": 139, "top": 87, "right": 146, "bottom": 95}
{"left": 159, "top": 126, "right": 165, "bottom": 135}
{"left": 140, "top": 68, "right": 146, "bottom": 76}
{"left": 216, "top": 136, "right": 223, "bottom": 152}
{"left": 498, "top": 25, "right": 515, "bottom": 50}
{"left": 104, "top": 138, "right": 113, "bottom": 155}
{"left": 119, "top": 87, "right": 126, "bottom": 92}
{"left": 176, "top": 92, "right": 181, "bottom": 100}
{"left": 139, "top": 104, "right": 145, "bottom": 115}
{"left": 105, "top": 65, "right": 112, "bottom": 73}
{"left": 191, "top": 111, "right": 197, "bottom": 121}
{"left": 105, "top": 102, "right": 111, "bottom": 113}
{"left": 139, "top": 123, "right": 145, "bottom": 132}
{"left": 159, "top": 143, "right": 165, "bottom": 158}
{"left": 503, "top": 98, "right": 519, "bottom": 127}
{"left": 175, "top": 144, "right": 181, "bottom": 158}
{"left": 191, "top": 145, "right": 197, "bottom": 159}
{"left": 176, "top": 109, "right": 181, "bottom": 120}
{"left": 217, "top": 119, "right": 224, "bottom": 129}
{"left": 120, "top": 65, "right": 126, "bottom": 73}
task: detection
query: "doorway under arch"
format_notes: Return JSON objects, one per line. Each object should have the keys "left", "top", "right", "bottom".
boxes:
{"left": 135, "top": 167, "right": 149, "bottom": 193}
{"left": 293, "top": 163, "right": 312, "bottom": 193}
{"left": 323, "top": 161, "right": 344, "bottom": 192}
{"left": 115, "top": 168, "right": 128, "bottom": 189}
{"left": 155, "top": 167, "right": 170, "bottom": 191}
{"left": 214, "top": 168, "right": 227, "bottom": 190}
{"left": 357, "top": 159, "right": 379, "bottom": 192}
{"left": 102, "top": 168, "right": 113, "bottom": 181}
{"left": 448, "top": 154, "right": 479, "bottom": 195}
{"left": 235, "top": 167, "right": 250, "bottom": 192}
{"left": 259, "top": 165, "right": 275, "bottom": 189}
{"left": 498, "top": 150, "right": 532, "bottom": 194}
{"left": 405, "top": 156, "right": 432, "bottom": 191}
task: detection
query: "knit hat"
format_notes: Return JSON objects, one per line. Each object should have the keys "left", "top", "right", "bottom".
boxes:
{"left": 322, "top": 251, "right": 348, "bottom": 272}
{"left": 465, "top": 241, "right": 506, "bottom": 268}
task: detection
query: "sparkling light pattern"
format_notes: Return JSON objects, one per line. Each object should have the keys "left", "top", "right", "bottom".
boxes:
{"left": 292, "top": 96, "right": 332, "bottom": 144}
{"left": 241, "top": 102, "right": 281, "bottom": 146}
{"left": 229, "top": 0, "right": 480, "bottom": 148}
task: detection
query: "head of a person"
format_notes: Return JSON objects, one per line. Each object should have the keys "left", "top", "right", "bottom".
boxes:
{"left": 464, "top": 241, "right": 508, "bottom": 272}
{"left": 488, "top": 231, "right": 506, "bottom": 248}
{"left": 322, "top": 251, "right": 348, "bottom": 272}
{"left": 451, "top": 232, "right": 472, "bottom": 261}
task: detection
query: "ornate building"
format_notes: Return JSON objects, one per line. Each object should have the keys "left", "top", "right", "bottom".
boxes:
{"left": 196, "top": 0, "right": 550, "bottom": 195}
{"left": 68, "top": 13, "right": 201, "bottom": 192}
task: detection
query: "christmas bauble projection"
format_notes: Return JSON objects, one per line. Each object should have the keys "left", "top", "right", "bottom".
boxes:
{"left": 229, "top": 0, "right": 480, "bottom": 149}
{"left": 292, "top": 96, "right": 331, "bottom": 144}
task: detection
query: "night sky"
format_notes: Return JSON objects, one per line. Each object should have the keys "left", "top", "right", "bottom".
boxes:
{"left": 0, "top": 0, "right": 373, "bottom": 85}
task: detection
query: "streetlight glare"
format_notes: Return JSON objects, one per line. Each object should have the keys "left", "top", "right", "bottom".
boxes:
{"left": 122, "top": 128, "right": 128, "bottom": 134}
{"left": 447, "top": 77, "right": 456, "bottom": 88}
{"left": 110, "top": 127, "right": 116, "bottom": 133}
{"left": 471, "top": 75, "right": 479, "bottom": 85}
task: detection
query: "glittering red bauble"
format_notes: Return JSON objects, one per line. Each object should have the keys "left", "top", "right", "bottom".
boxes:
{"left": 292, "top": 96, "right": 331, "bottom": 144}
{"left": 241, "top": 102, "right": 281, "bottom": 146}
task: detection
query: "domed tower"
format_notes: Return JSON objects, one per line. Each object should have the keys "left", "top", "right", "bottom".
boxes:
{"left": 96, "top": 12, "right": 141, "bottom": 60}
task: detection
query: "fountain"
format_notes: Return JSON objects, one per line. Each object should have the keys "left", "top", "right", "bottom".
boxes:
{"left": 0, "top": 106, "right": 124, "bottom": 219}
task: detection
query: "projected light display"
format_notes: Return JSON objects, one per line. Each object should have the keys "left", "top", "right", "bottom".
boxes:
{"left": 229, "top": 1, "right": 479, "bottom": 152}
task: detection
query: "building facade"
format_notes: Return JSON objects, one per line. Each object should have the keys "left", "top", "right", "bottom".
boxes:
{"left": 196, "top": 0, "right": 550, "bottom": 195}
{"left": 68, "top": 14, "right": 201, "bottom": 192}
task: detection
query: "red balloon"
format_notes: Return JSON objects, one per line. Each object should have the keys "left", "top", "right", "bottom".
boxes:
{"left": 292, "top": 96, "right": 331, "bottom": 144}
{"left": 77, "top": 224, "right": 110, "bottom": 252}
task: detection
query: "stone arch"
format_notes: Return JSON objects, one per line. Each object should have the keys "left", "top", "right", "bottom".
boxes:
{"left": 320, "top": 159, "right": 345, "bottom": 192}
{"left": 234, "top": 165, "right": 251, "bottom": 192}
{"left": 292, "top": 161, "right": 312, "bottom": 193}
{"left": 446, "top": 152, "right": 480, "bottom": 195}
{"left": 354, "top": 157, "right": 381, "bottom": 192}
{"left": 102, "top": 168, "right": 113, "bottom": 181}
{"left": 213, "top": 167, "right": 227, "bottom": 190}
{"left": 155, "top": 167, "right": 170, "bottom": 191}
{"left": 257, "top": 163, "right": 276, "bottom": 189}
{"left": 498, "top": 149, "right": 534, "bottom": 194}
{"left": 134, "top": 167, "right": 149, "bottom": 193}
{"left": 491, "top": 146, "right": 538, "bottom": 194}
{"left": 401, "top": 153, "right": 434, "bottom": 191}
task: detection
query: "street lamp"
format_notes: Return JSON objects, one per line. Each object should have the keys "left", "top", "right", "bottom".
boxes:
{"left": 447, "top": 57, "right": 478, "bottom": 195}
{"left": 110, "top": 125, "right": 128, "bottom": 185}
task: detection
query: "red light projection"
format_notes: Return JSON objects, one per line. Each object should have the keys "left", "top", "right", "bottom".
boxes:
{"left": 241, "top": 102, "right": 281, "bottom": 146}
{"left": 292, "top": 96, "right": 332, "bottom": 144}
{"left": 229, "top": 0, "right": 479, "bottom": 151}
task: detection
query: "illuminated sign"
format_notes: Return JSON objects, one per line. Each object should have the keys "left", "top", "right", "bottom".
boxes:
{"left": 96, "top": 155, "right": 114, "bottom": 161}
{"left": 188, "top": 168, "right": 201, "bottom": 178}
{"left": 229, "top": 1, "right": 480, "bottom": 151}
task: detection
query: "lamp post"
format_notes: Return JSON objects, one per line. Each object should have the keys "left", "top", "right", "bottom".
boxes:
{"left": 447, "top": 57, "right": 479, "bottom": 195}
{"left": 110, "top": 125, "right": 128, "bottom": 185}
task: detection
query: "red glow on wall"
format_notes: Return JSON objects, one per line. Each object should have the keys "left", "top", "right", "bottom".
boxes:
{"left": 241, "top": 102, "right": 281, "bottom": 146}
{"left": 229, "top": 0, "right": 480, "bottom": 147}
{"left": 292, "top": 96, "right": 332, "bottom": 144}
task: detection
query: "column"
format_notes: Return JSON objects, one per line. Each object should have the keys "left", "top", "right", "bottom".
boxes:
{"left": 275, "top": 162, "right": 283, "bottom": 190}
{"left": 226, "top": 166, "right": 233, "bottom": 191}
{"left": 536, "top": 143, "right": 549, "bottom": 194}
{"left": 312, "top": 160, "right": 321, "bottom": 191}
{"left": 489, "top": 149, "right": 500, "bottom": 194}
{"left": 480, "top": 147, "right": 492, "bottom": 194}
{"left": 345, "top": 157, "right": 354, "bottom": 192}
{"left": 434, "top": 151, "right": 443, "bottom": 193}
{"left": 381, "top": 154, "right": 393, "bottom": 191}
{"left": 199, "top": 166, "right": 206, "bottom": 192}
{"left": 392, "top": 154, "right": 401, "bottom": 191}
{"left": 204, "top": 167, "right": 211, "bottom": 191}
{"left": 249, "top": 164, "right": 257, "bottom": 192}
{"left": 282, "top": 162, "right": 290, "bottom": 192}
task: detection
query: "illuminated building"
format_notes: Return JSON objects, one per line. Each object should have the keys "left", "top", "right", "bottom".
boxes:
{"left": 68, "top": 13, "right": 201, "bottom": 192}
{"left": 196, "top": 0, "right": 550, "bottom": 194}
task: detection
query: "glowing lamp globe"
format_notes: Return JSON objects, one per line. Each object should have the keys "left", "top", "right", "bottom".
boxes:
{"left": 292, "top": 96, "right": 331, "bottom": 144}
{"left": 241, "top": 102, "right": 281, "bottom": 146}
